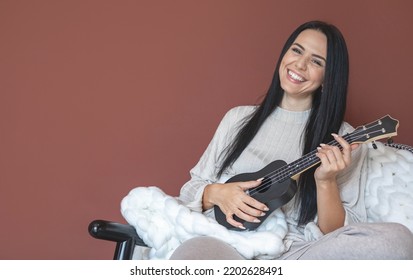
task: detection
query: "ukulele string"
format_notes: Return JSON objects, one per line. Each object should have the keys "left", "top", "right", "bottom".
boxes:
{"left": 247, "top": 126, "right": 383, "bottom": 196}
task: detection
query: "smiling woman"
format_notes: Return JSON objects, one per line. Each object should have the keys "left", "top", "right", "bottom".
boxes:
{"left": 162, "top": 20, "right": 413, "bottom": 260}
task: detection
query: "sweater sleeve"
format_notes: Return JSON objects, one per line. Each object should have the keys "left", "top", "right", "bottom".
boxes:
{"left": 177, "top": 106, "right": 252, "bottom": 212}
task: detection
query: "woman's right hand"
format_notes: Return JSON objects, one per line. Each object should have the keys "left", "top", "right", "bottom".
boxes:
{"left": 202, "top": 180, "right": 269, "bottom": 229}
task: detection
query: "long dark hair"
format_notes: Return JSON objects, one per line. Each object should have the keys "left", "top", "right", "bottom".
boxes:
{"left": 217, "top": 21, "right": 349, "bottom": 225}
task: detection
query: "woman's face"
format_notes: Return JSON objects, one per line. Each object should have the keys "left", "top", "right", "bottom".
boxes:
{"left": 279, "top": 29, "right": 327, "bottom": 104}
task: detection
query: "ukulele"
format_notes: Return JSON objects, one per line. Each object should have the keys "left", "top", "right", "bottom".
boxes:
{"left": 214, "top": 115, "right": 399, "bottom": 231}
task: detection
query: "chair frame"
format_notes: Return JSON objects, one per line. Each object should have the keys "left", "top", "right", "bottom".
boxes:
{"left": 88, "top": 219, "right": 147, "bottom": 260}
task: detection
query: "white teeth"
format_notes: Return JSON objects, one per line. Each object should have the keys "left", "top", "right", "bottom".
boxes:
{"left": 288, "top": 70, "right": 304, "bottom": 82}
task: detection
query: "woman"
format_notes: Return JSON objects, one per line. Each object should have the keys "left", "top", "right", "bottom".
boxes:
{"left": 171, "top": 21, "right": 413, "bottom": 259}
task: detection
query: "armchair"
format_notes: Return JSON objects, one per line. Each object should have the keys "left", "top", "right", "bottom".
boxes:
{"left": 88, "top": 142, "right": 413, "bottom": 260}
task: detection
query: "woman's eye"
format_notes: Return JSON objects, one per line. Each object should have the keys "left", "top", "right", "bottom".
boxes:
{"left": 312, "top": 59, "right": 324, "bottom": 67}
{"left": 291, "top": 47, "right": 302, "bottom": 54}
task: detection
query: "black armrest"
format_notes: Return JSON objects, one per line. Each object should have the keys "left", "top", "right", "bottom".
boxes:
{"left": 88, "top": 219, "right": 148, "bottom": 260}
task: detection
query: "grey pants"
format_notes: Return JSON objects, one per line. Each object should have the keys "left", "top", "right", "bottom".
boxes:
{"left": 170, "top": 223, "right": 413, "bottom": 260}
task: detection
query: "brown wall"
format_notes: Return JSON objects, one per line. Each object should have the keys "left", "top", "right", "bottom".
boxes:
{"left": 1, "top": 0, "right": 412, "bottom": 259}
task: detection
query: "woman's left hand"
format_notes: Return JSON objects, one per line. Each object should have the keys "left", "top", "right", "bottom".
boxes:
{"left": 314, "top": 133, "right": 358, "bottom": 183}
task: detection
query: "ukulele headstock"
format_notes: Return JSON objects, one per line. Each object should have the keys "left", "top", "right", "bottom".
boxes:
{"left": 350, "top": 115, "right": 399, "bottom": 144}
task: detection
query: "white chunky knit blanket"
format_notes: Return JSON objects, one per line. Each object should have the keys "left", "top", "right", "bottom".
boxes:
{"left": 121, "top": 187, "right": 288, "bottom": 259}
{"left": 121, "top": 142, "right": 413, "bottom": 260}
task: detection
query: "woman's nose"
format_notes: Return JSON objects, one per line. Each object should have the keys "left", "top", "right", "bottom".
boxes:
{"left": 295, "top": 56, "right": 307, "bottom": 70}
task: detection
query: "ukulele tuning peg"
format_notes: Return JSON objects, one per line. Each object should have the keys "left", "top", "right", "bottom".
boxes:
{"left": 372, "top": 141, "right": 378, "bottom": 150}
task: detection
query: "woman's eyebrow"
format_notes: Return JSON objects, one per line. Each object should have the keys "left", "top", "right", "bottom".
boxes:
{"left": 293, "top": 43, "right": 326, "bottom": 62}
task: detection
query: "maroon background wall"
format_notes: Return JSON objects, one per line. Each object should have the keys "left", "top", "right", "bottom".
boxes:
{"left": 1, "top": 0, "right": 412, "bottom": 259}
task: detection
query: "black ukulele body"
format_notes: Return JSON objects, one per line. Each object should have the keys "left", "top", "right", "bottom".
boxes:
{"left": 214, "top": 160, "right": 297, "bottom": 231}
